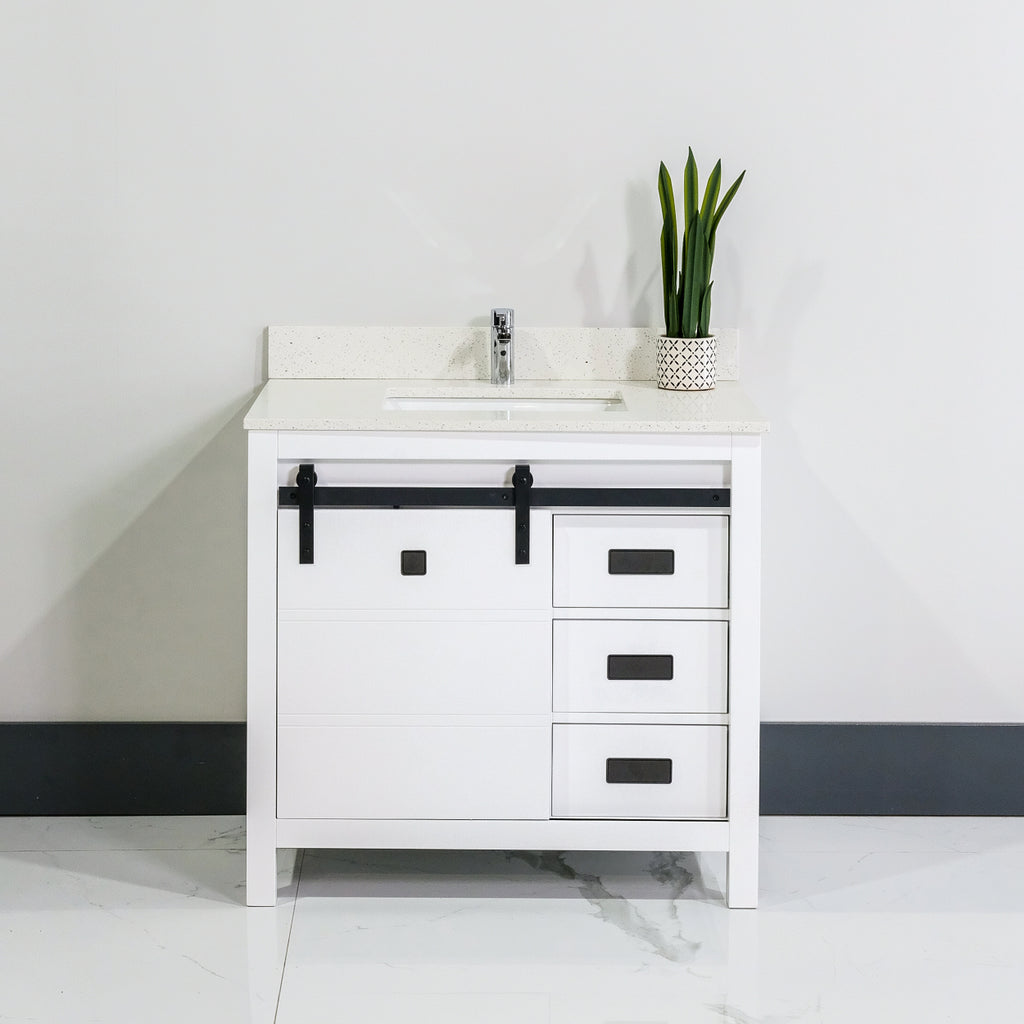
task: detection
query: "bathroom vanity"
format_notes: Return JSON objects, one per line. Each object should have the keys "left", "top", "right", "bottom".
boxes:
{"left": 244, "top": 327, "right": 768, "bottom": 909}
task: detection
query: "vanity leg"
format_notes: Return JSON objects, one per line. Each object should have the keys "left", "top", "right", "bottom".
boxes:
{"left": 726, "top": 835, "right": 759, "bottom": 909}
{"left": 246, "top": 838, "right": 279, "bottom": 907}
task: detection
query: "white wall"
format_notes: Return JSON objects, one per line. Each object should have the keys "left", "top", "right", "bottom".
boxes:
{"left": 2, "top": 1, "right": 1022, "bottom": 722}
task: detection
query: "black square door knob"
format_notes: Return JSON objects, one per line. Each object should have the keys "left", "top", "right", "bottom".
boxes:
{"left": 401, "top": 550, "right": 427, "bottom": 576}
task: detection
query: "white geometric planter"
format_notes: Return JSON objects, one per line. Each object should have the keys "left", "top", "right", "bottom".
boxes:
{"left": 657, "top": 335, "right": 718, "bottom": 391}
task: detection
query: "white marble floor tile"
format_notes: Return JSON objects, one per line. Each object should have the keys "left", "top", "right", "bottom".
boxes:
{"left": 0, "top": 819, "right": 295, "bottom": 1024}
{"left": 0, "top": 814, "right": 246, "bottom": 852}
{"left": 276, "top": 826, "right": 1024, "bottom": 1024}
{"left": 1, "top": 817, "right": 1023, "bottom": 1023}
{"left": 760, "top": 814, "right": 1024, "bottom": 854}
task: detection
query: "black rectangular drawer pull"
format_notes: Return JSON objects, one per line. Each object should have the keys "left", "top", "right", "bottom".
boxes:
{"left": 607, "top": 549, "right": 675, "bottom": 575}
{"left": 606, "top": 758, "right": 673, "bottom": 784}
{"left": 607, "top": 654, "right": 674, "bottom": 680}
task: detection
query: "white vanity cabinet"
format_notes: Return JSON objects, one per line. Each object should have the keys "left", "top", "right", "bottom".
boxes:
{"left": 246, "top": 425, "right": 763, "bottom": 909}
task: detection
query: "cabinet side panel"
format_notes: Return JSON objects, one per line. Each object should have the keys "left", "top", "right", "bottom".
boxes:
{"left": 246, "top": 431, "right": 279, "bottom": 906}
{"left": 726, "top": 436, "right": 762, "bottom": 908}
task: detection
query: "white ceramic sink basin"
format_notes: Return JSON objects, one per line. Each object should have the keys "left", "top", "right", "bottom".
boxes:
{"left": 383, "top": 391, "right": 624, "bottom": 413}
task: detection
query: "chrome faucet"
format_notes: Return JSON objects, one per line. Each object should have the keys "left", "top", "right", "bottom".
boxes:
{"left": 491, "top": 308, "right": 514, "bottom": 386}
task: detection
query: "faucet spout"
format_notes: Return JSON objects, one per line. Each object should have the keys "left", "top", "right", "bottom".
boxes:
{"left": 491, "top": 308, "right": 514, "bottom": 386}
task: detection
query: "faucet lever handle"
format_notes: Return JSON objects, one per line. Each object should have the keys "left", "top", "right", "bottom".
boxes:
{"left": 491, "top": 307, "right": 514, "bottom": 339}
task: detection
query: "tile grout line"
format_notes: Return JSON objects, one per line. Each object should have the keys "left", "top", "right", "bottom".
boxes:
{"left": 273, "top": 849, "right": 305, "bottom": 1024}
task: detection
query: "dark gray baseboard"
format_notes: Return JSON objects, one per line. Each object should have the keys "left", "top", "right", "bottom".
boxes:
{"left": 760, "top": 723, "right": 1024, "bottom": 815}
{"left": 0, "top": 723, "right": 245, "bottom": 816}
{"left": 1, "top": 722, "right": 1021, "bottom": 816}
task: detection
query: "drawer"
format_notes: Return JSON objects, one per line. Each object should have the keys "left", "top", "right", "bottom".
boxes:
{"left": 278, "top": 724, "right": 551, "bottom": 819}
{"left": 551, "top": 724, "right": 727, "bottom": 819}
{"left": 278, "top": 619, "right": 551, "bottom": 715}
{"left": 279, "top": 508, "right": 551, "bottom": 610}
{"left": 552, "top": 515, "right": 728, "bottom": 608}
{"left": 553, "top": 619, "right": 727, "bottom": 714}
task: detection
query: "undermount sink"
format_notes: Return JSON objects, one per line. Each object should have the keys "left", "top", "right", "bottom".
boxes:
{"left": 383, "top": 390, "right": 625, "bottom": 413}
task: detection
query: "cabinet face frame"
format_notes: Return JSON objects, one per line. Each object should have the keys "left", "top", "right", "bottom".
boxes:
{"left": 246, "top": 431, "right": 761, "bottom": 908}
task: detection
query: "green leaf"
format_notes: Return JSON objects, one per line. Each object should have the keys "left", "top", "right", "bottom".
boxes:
{"left": 679, "top": 222, "right": 693, "bottom": 337}
{"left": 683, "top": 210, "right": 706, "bottom": 337}
{"left": 662, "top": 227, "right": 678, "bottom": 337}
{"left": 658, "top": 162, "right": 678, "bottom": 336}
{"left": 699, "top": 159, "right": 721, "bottom": 243}
{"left": 676, "top": 269, "right": 686, "bottom": 338}
{"left": 699, "top": 280, "right": 714, "bottom": 337}
{"left": 682, "top": 148, "right": 698, "bottom": 239}
{"left": 706, "top": 169, "right": 744, "bottom": 279}
{"left": 658, "top": 161, "right": 675, "bottom": 223}
{"left": 711, "top": 169, "right": 745, "bottom": 236}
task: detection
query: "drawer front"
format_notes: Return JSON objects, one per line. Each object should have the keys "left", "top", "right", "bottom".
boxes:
{"left": 553, "top": 619, "right": 727, "bottom": 714}
{"left": 279, "top": 619, "right": 551, "bottom": 715}
{"left": 278, "top": 725, "right": 551, "bottom": 819}
{"left": 552, "top": 724, "right": 727, "bottom": 819}
{"left": 552, "top": 515, "right": 728, "bottom": 608}
{"left": 279, "top": 508, "right": 551, "bottom": 610}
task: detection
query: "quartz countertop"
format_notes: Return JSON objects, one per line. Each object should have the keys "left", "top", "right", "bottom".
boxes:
{"left": 242, "top": 378, "right": 769, "bottom": 433}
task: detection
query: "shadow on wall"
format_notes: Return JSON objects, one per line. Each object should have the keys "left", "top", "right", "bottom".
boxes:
{"left": 574, "top": 180, "right": 659, "bottom": 327}
{"left": 752, "top": 262, "right": 1010, "bottom": 719}
{"left": 760, "top": 421, "right": 998, "bottom": 720}
{"left": 0, "top": 397, "right": 257, "bottom": 721}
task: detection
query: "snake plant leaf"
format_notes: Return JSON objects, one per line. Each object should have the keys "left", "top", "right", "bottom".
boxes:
{"left": 679, "top": 219, "right": 694, "bottom": 337}
{"left": 675, "top": 270, "right": 684, "bottom": 339}
{"left": 678, "top": 235, "right": 687, "bottom": 337}
{"left": 682, "top": 148, "right": 698, "bottom": 239}
{"left": 690, "top": 213, "right": 707, "bottom": 337}
{"left": 711, "top": 169, "right": 746, "bottom": 236}
{"left": 700, "top": 160, "right": 722, "bottom": 242}
{"left": 658, "top": 162, "right": 678, "bottom": 336}
{"left": 699, "top": 280, "right": 714, "bottom": 338}
{"left": 659, "top": 154, "right": 742, "bottom": 339}
{"left": 658, "top": 161, "right": 676, "bottom": 223}
{"left": 662, "top": 228, "right": 678, "bottom": 337}
{"left": 683, "top": 210, "right": 706, "bottom": 338}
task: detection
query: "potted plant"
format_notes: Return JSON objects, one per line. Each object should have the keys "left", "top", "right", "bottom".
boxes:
{"left": 658, "top": 150, "right": 744, "bottom": 390}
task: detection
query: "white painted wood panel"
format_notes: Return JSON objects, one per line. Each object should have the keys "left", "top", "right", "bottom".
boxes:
{"left": 275, "top": 816, "right": 731, "bottom": 852}
{"left": 725, "top": 434, "right": 763, "bottom": 908}
{"left": 276, "top": 432, "right": 734, "bottom": 464}
{"left": 277, "top": 724, "right": 551, "bottom": 819}
{"left": 278, "top": 459, "right": 728, "bottom": 489}
{"left": 552, "top": 724, "right": 727, "bottom": 819}
{"left": 278, "top": 619, "right": 551, "bottom": 715}
{"left": 278, "top": 508, "right": 552, "bottom": 610}
{"left": 553, "top": 619, "right": 728, "bottom": 714}
{"left": 246, "top": 431, "right": 280, "bottom": 906}
{"left": 247, "top": 428, "right": 761, "bottom": 907}
{"left": 553, "top": 514, "right": 729, "bottom": 608}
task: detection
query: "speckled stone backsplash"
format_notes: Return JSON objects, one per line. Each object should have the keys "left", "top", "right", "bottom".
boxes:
{"left": 267, "top": 326, "right": 739, "bottom": 382}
